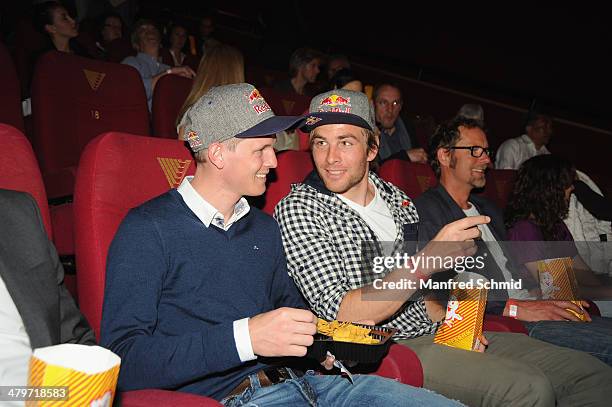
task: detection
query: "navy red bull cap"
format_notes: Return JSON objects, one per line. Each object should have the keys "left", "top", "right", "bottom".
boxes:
{"left": 301, "top": 89, "right": 375, "bottom": 132}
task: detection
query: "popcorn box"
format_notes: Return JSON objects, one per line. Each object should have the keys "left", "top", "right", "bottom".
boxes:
{"left": 434, "top": 273, "right": 488, "bottom": 351}
{"left": 537, "top": 257, "right": 588, "bottom": 322}
{"left": 27, "top": 344, "right": 120, "bottom": 407}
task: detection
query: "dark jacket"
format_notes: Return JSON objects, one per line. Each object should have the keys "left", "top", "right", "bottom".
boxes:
{"left": 414, "top": 184, "right": 535, "bottom": 314}
{"left": 0, "top": 189, "right": 95, "bottom": 348}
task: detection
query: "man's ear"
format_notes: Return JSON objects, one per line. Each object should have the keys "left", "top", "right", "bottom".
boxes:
{"left": 208, "top": 143, "right": 224, "bottom": 169}
{"left": 437, "top": 147, "right": 451, "bottom": 168}
{"left": 44, "top": 24, "right": 55, "bottom": 35}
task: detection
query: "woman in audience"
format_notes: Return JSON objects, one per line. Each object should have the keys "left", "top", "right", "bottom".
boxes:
{"left": 505, "top": 155, "right": 611, "bottom": 299}
{"left": 176, "top": 43, "right": 244, "bottom": 138}
{"left": 93, "top": 12, "right": 124, "bottom": 60}
{"left": 33, "top": 1, "right": 87, "bottom": 56}
{"left": 161, "top": 24, "right": 199, "bottom": 71}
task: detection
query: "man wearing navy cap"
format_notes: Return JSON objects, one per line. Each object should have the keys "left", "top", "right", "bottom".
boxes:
{"left": 101, "top": 84, "right": 459, "bottom": 406}
{"left": 275, "top": 88, "right": 612, "bottom": 406}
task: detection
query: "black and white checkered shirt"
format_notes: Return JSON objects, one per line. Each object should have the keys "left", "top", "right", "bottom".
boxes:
{"left": 274, "top": 171, "right": 441, "bottom": 339}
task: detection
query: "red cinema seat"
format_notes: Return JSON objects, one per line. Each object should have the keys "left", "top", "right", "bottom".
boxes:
{"left": 483, "top": 314, "right": 528, "bottom": 334}
{"left": 0, "top": 42, "right": 25, "bottom": 132}
{"left": 31, "top": 51, "right": 150, "bottom": 257}
{"left": 31, "top": 51, "right": 150, "bottom": 200}
{"left": 259, "top": 87, "right": 311, "bottom": 116}
{"left": 379, "top": 159, "right": 437, "bottom": 199}
{"left": 73, "top": 132, "right": 219, "bottom": 405}
{"left": 74, "top": 132, "right": 195, "bottom": 338}
{"left": 152, "top": 74, "right": 193, "bottom": 138}
{"left": 373, "top": 344, "right": 424, "bottom": 387}
{"left": 262, "top": 150, "right": 313, "bottom": 215}
{"left": 0, "top": 124, "right": 52, "bottom": 238}
{"left": 0, "top": 124, "right": 77, "bottom": 298}
{"left": 481, "top": 169, "right": 517, "bottom": 210}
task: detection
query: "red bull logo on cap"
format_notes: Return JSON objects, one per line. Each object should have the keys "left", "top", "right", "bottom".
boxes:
{"left": 248, "top": 88, "right": 263, "bottom": 104}
{"left": 247, "top": 88, "right": 272, "bottom": 114}
{"left": 319, "top": 94, "right": 351, "bottom": 107}
{"left": 187, "top": 131, "right": 203, "bottom": 149}
{"left": 319, "top": 94, "right": 352, "bottom": 113}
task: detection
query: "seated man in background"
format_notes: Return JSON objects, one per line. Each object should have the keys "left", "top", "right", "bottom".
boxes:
{"left": 415, "top": 117, "right": 612, "bottom": 367}
{"left": 0, "top": 189, "right": 95, "bottom": 388}
{"left": 122, "top": 19, "right": 195, "bottom": 111}
{"left": 275, "top": 89, "right": 612, "bottom": 406}
{"left": 374, "top": 83, "right": 428, "bottom": 164}
{"left": 495, "top": 111, "right": 552, "bottom": 169}
{"left": 101, "top": 83, "right": 458, "bottom": 406}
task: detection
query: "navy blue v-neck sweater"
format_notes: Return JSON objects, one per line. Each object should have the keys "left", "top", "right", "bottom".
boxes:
{"left": 100, "top": 190, "right": 306, "bottom": 400}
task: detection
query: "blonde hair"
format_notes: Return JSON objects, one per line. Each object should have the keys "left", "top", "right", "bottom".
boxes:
{"left": 177, "top": 44, "right": 245, "bottom": 130}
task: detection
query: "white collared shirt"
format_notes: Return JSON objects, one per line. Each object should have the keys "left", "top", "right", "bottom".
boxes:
{"left": 495, "top": 134, "right": 550, "bottom": 170}
{"left": 177, "top": 176, "right": 250, "bottom": 231}
{"left": 177, "top": 176, "right": 256, "bottom": 362}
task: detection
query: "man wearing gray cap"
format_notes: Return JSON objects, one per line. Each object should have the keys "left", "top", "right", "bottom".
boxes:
{"left": 101, "top": 84, "right": 460, "bottom": 406}
{"left": 274, "top": 88, "right": 612, "bottom": 406}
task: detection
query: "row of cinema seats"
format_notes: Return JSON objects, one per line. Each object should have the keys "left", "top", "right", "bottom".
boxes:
{"left": 0, "top": 123, "right": 528, "bottom": 405}
{"left": 378, "top": 159, "right": 519, "bottom": 210}
{"left": 0, "top": 45, "right": 317, "bottom": 260}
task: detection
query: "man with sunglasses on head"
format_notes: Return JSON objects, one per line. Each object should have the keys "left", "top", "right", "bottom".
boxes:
{"left": 415, "top": 116, "right": 612, "bottom": 367}
{"left": 374, "top": 83, "right": 428, "bottom": 164}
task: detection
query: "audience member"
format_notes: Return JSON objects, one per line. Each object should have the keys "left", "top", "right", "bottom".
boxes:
{"left": 274, "top": 47, "right": 322, "bottom": 96}
{"left": 122, "top": 19, "right": 195, "bottom": 111}
{"left": 374, "top": 83, "right": 427, "bottom": 163}
{"left": 0, "top": 189, "right": 95, "bottom": 388}
{"left": 505, "top": 155, "right": 612, "bottom": 302}
{"left": 455, "top": 103, "right": 484, "bottom": 124}
{"left": 32, "top": 1, "right": 88, "bottom": 56}
{"left": 414, "top": 117, "right": 612, "bottom": 366}
{"left": 326, "top": 54, "right": 351, "bottom": 81}
{"left": 100, "top": 83, "right": 458, "bottom": 406}
{"left": 161, "top": 23, "right": 199, "bottom": 71}
{"left": 495, "top": 111, "right": 552, "bottom": 169}
{"left": 197, "top": 14, "right": 219, "bottom": 56}
{"left": 176, "top": 43, "right": 244, "bottom": 138}
{"left": 91, "top": 12, "right": 123, "bottom": 60}
{"left": 274, "top": 88, "right": 612, "bottom": 406}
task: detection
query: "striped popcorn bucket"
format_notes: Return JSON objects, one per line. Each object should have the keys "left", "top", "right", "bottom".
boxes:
{"left": 27, "top": 344, "right": 120, "bottom": 407}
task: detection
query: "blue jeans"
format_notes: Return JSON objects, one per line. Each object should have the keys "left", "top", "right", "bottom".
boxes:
{"left": 524, "top": 315, "right": 612, "bottom": 366}
{"left": 221, "top": 369, "right": 462, "bottom": 407}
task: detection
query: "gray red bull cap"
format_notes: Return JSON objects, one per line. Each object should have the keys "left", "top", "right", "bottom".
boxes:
{"left": 301, "top": 89, "right": 375, "bottom": 132}
{"left": 178, "top": 83, "right": 304, "bottom": 153}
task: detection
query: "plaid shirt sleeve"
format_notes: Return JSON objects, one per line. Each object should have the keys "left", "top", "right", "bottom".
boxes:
{"left": 275, "top": 193, "right": 354, "bottom": 321}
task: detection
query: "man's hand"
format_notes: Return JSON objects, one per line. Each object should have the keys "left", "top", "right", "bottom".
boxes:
{"left": 475, "top": 334, "right": 489, "bottom": 353}
{"left": 168, "top": 66, "right": 196, "bottom": 79}
{"left": 509, "top": 300, "right": 592, "bottom": 322}
{"left": 406, "top": 148, "right": 428, "bottom": 163}
{"left": 249, "top": 308, "right": 317, "bottom": 357}
{"left": 419, "top": 216, "right": 490, "bottom": 276}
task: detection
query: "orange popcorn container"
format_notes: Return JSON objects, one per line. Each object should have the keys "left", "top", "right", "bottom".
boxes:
{"left": 27, "top": 344, "right": 120, "bottom": 407}
{"left": 537, "top": 257, "right": 588, "bottom": 322}
{"left": 434, "top": 273, "right": 488, "bottom": 351}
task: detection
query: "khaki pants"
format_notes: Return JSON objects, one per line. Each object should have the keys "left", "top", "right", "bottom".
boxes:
{"left": 398, "top": 332, "right": 612, "bottom": 407}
